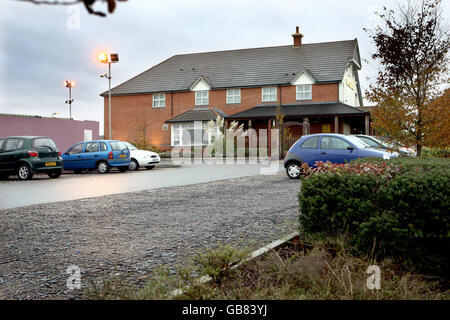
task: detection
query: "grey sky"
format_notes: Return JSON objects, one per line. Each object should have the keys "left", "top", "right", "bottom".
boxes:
{"left": 0, "top": 0, "right": 448, "bottom": 135}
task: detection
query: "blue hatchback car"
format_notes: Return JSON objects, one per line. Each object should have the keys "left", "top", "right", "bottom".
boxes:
{"left": 62, "top": 140, "right": 131, "bottom": 174}
{"left": 284, "top": 134, "right": 395, "bottom": 179}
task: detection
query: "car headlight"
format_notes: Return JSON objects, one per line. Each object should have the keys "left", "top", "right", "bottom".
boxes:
{"left": 383, "top": 154, "right": 391, "bottom": 160}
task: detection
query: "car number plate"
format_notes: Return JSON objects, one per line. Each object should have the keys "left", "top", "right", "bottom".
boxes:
{"left": 119, "top": 154, "right": 127, "bottom": 158}
{"left": 45, "top": 162, "right": 57, "bottom": 166}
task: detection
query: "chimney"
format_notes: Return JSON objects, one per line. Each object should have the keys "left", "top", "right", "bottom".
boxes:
{"left": 292, "top": 26, "right": 303, "bottom": 47}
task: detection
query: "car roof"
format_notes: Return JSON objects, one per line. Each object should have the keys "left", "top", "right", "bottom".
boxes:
{"left": 0, "top": 136, "right": 51, "bottom": 139}
{"left": 301, "top": 133, "right": 346, "bottom": 138}
{"left": 80, "top": 140, "right": 123, "bottom": 143}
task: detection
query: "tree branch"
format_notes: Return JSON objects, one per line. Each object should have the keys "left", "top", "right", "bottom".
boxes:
{"left": 15, "top": 0, "right": 79, "bottom": 5}
{"left": 14, "top": 0, "right": 126, "bottom": 16}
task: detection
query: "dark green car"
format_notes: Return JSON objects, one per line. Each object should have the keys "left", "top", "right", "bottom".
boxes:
{"left": 0, "top": 136, "right": 63, "bottom": 180}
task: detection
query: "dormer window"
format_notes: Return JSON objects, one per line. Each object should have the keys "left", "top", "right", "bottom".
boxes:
{"left": 262, "top": 87, "right": 277, "bottom": 102}
{"left": 195, "top": 90, "right": 209, "bottom": 105}
{"left": 296, "top": 84, "right": 312, "bottom": 100}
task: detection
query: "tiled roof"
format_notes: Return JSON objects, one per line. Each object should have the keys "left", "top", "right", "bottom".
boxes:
{"left": 165, "top": 108, "right": 226, "bottom": 123}
{"left": 103, "top": 40, "right": 359, "bottom": 96}
{"left": 226, "top": 102, "right": 368, "bottom": 119}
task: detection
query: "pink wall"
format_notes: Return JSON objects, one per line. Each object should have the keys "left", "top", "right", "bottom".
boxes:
{"left": 0, "top": 115, "right": 99, "bottom": 152}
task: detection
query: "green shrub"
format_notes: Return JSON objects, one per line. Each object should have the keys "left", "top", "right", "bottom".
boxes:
{"left": 299, "top": 173, "right": 378, "bottom": 235}
{"left": 357, "top": 170, "right": 450, "bottom": 275}
{"left": 353, "top": 157, "right": 450, "bottom": 172}
{"left": 421, "top": 147, "right": 450, "bottom": 159}
{"left": 299, "top": 160, "right": 450, "bottom": 276}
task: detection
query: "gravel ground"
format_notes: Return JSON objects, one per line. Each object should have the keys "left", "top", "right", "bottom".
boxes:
{"left": 0, "top": 171, "right": 301, "bottom": 299}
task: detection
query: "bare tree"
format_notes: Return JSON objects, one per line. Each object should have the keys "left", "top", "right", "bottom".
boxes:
{"left": 133, "top": 106, "right": 149, "bottom": 150}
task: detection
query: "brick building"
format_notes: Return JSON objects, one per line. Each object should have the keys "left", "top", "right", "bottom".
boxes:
{"left": 101, "top": 27, "right": 369, "bottom": 151}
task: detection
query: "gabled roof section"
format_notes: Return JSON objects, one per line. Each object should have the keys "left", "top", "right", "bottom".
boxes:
{"left": 290, "top": 69, "right": 316, "bottom": 85}
{"left": 352, "top": 39, "right": 362, "bottom": 69}
{"left": 102, "top": 39, "right": 360, "bottom": 96}
{"left": 189, "top": 75, "right": 212, "bottom": 91}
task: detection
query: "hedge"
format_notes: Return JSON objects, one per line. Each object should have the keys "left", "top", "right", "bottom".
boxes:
{"left": 352, "top": 157, "right": 450, "bottom": 172}
{"left": 298, "top": 159, "right": 450, "bottom": 276}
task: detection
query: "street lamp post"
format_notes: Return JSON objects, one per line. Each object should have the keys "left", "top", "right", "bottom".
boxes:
{"left": 100, "top": 53, "right": 119, "bottom": 140}
{"left": 63, "top": 80, "right": 75, "bottom": 119}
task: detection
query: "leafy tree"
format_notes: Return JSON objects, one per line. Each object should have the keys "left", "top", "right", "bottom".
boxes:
{"left": 365, "top": 0, "right": 450, "bottom": 156}
{"left": 15, "top": 0, "right": 127, "bottom": 16}
{"left": 423, "top": 88, "right": 450, "bottom": 148}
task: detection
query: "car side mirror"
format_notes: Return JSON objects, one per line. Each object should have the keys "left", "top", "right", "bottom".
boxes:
{"left": 122, "top": 149, "right": 127, "bottom": 153}
{"left": 347, "top": 146, "right": 354, "bottom": 151}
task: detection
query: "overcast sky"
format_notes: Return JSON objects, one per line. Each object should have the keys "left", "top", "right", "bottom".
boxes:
{"left": 0, "top": 0, "right": 448, "bottom": 135}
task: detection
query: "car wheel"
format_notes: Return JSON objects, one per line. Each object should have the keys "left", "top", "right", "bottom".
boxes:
{"left": 73, "top": 169, "right": 83, "bottom": 174}
{"left": 97, "top": 161, "right": 110, "bottom": 174}
{"left": 118, "top": 166, "right": 129, "bottom": 173}
{"left": 145, "top": 165, "right": 155, "bottom": 170}
{"left": 129, "top": 159, "right": 139, "bottom": 171}
{"left": 48, "top": 170, "right": 62, "bottom": 179}
{"left": 17, "top": 164, "right": 33, "bottom": 180}
{"left": 286, "top": 162, "right": 302, "bottom": 179}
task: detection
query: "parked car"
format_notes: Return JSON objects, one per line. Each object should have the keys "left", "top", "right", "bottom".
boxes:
{"left": 355, "top": 134, "right": 389, "bottom": 149}
{"left": 124, "top": 142, "right": 160, "bottom": 171}
{"left": 0, "top": 136, "right": 63, "bottom": 180}
{"left": 62, "top": 140, "right": 130, "bottom": 174}
{"left": 284, "top": 134, "right": 396, "bottom": 179}
{"left": 354, "top": 135, "right": 400, "bottom": 157}
{"left": 375, "top": 135, "right": 417, "bottom": 157}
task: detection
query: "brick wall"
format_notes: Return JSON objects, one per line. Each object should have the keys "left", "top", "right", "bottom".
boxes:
{"left": 105, "top": 83, "right": 339, "bottom": 150}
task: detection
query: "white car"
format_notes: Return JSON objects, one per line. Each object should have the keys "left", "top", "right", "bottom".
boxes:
{"left": 356, "top": 135, "right": 416, "bottom": 157}
{"left": 124, "top": 142, "right": 160, "bottom": 171}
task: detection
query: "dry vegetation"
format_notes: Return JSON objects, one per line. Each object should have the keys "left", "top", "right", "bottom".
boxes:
{"left": 87, "top": 239, "right": 449, "bottom": 300}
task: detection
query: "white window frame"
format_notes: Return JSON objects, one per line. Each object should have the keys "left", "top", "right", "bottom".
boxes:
{"left": 152, "top": 93, "right": 165, "bottom": 108}
{"left": 262, "top": 87, "right": 277, "bottom": 102}
{"left": 296, "top": 84, "right": 312, "bottom": 100}
{"left": 171, "top": 122, "right": 212, "bottom": 147}
{"left": 226, "top": 89, "right": 241, "bottom": 104}
{"left": 195, "top": 91, "right": 209, "bottom": 106}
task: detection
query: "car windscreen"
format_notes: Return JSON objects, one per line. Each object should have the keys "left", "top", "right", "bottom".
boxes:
{"left": 345, "top": 135, "right": 370, "bottom": 148}
{"left": 110, "top": 141, "right": 128, "bottom": 151}
{"left": 357, "top": 136, "right": 380, "bottom": 147}
{"left": 33, "top": 138, "right": 57, "bottom": 151}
